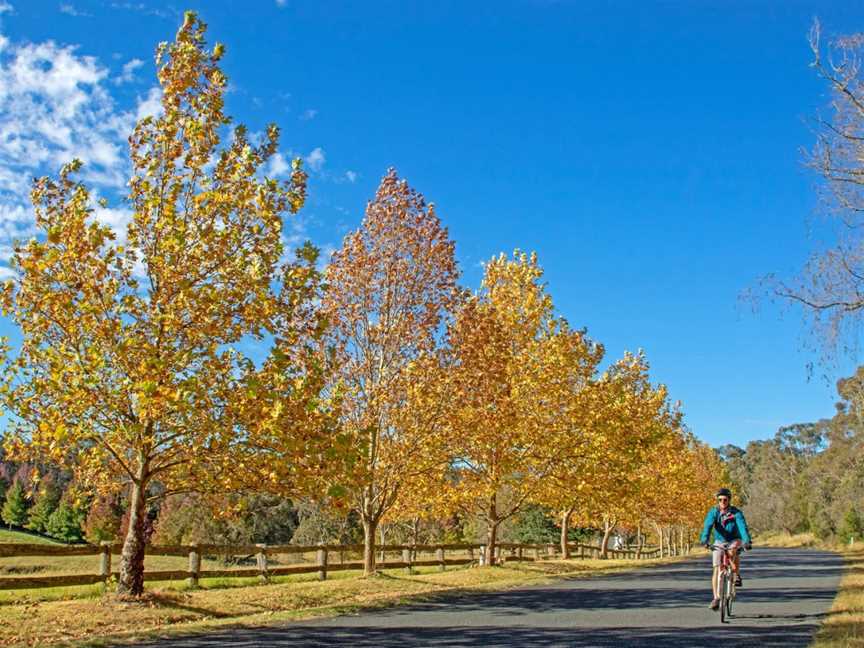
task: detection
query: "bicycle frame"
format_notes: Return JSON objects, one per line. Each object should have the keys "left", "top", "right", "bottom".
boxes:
{"left": 710, "top": 542, "right": 740, "bottom": 623}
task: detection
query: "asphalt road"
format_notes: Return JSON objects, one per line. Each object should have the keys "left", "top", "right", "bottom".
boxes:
{"left": 138, "top": 547, "right": 842, "bottom": 647}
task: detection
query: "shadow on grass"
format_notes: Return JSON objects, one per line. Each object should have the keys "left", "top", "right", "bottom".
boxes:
{"left": 147, "top": 594, "right": 234, "bottom": 619}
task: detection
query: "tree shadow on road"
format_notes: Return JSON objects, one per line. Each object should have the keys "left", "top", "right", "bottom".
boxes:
{"left": 134, "top": 623, "right": 821, "bottom": 647}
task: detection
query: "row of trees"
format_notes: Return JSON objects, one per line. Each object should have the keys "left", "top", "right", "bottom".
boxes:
{"left": 722, "top": 366, "right": 864, "bottom": 542}
{"left": 0, "top": 13, "right": 721, "bottom": 596}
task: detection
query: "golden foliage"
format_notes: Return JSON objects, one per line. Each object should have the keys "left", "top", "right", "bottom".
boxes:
{"left": 0, "top": 12, "right": 328, "bottom": 595}
{"left": 321, "top": 169, "right": 459, "bottom": 572}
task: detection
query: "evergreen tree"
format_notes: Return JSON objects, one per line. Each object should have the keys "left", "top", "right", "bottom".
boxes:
{"left": 1, "top": 481, "right": 29, "bottom": 529}
{"left": 26, "top": 486, "right": 61, "bottom": 533}
{"left": 46, "top": 498, "right": 85, "bottom": 542}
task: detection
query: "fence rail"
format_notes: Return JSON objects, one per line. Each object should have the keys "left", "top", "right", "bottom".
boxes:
{"left": 0, "top": 540, "right": 671, "bottom": 591}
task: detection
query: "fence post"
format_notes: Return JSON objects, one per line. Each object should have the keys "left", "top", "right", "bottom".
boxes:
{"left": 403, "top": 548, "right": 412, "bottom": 573}
{"left": 317, "top": 544, "right": 328, "bottom": 581}
{"left": 256, "top": 543, "right": 269, "bottom": 583}
{"left": 479, "top": 544, "right": 487, "bottom": 566}
{"left": 579, "top": 544, "right": 585, "bottom": 560}
{"left": 187, "top": 543, "right": 200, "bottom": 589}
{"left": 99, "top": 541, "right": 112, "bottom": 585}
{"left": 534, "top": 545, "right": 541, "bottom": 561}
{"left": 517, "top": 545, "right": 523, "bottom": 562}
{"left": 437, "top": 546, "right": 446, "bottom": 571}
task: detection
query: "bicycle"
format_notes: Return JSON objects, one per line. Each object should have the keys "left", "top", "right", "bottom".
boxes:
{"left": 709, "top": 542, "right": 742, "bottom": 623}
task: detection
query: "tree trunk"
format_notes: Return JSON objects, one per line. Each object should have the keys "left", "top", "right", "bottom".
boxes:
{"left": 411, "top": 516, "right": 420, "bottom": 562}
{"left": 636, "top": 521, "right": 643, "bottom": 559}
{"left": 485, "top": 493, "right": 499, "bottom": 566}
{"left": 560, "top": 507, "right": 575, "bottom": 559}
{"left": 600, "top": 517, "right": 613, "bottom": 559}
{"left": 362, "top": 517, "right": 377, "bottom": 576}
{"left": 117, "top": 476, "right": 148, "bottom": 596}
{"left": 654, "top": 522, "right": 663, "bottom": 558}
{"left": 486, "top": 519, "right": 500, "bottom": 566}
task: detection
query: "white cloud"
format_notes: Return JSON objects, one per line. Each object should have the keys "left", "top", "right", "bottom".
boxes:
{"left": 115, "top": 57, "right": 143, "bottom": 84}
{"left": 345, "top": 170, "right": 358, "bottom": 183}
{"left": 0, "top": 2, "right": 12, "bottom": 15}
{"left": 275, "top": 0, "right": 288, "bottom": 6}
{"left": 0, "top": 30, "right": 141, "bottom": 243}
{"left": 59, "top": 3, "right": 92, "bottom": 17}
{"left": 305, "top": 147, "right": 325, "bottom": 172}
{"left": 135, "top": 86, "right": 163, "bottom": 120}
{"left": 92, "top": 201, "right": 133, "bottom": 244}
{"left": 110, "top": 2, "right": 172, "bottom": 19}
{"left": 299, "top": 108, "right": 317, "bottom": 121}
{"left": 268, "top": 152, "right": 290, "bottom": 177}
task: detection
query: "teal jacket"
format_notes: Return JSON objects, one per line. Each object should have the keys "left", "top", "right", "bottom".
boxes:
{"left": 699, "top": 505, "right": 751, "bottom": 545}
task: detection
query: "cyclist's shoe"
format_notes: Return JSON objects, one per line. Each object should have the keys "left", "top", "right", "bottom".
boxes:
{"left": 710, "top": 598, "right": 720, "bottom": 610}
{"left": 735, "top": 575, "right": 743, "bottom": 587}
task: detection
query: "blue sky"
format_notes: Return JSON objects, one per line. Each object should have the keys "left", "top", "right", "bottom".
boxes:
{"left": 1, "top": 0, "right": 863, "bottom": 448}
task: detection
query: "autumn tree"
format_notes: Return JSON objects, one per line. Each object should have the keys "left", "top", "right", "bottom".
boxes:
{"left": 84, "top": 494, "right": 123, "bottom": 543}
{"left": 540, "top": 351, "right": 679, "bottom": 558}
{"left": 0, "top": 13, "right": 319, "bottom": 595}
{"left": 594, "top": 355, "right": 682, "bottom": 557}
{"left": 322, "top": 170, "right": 459, "bottom": 575}
{"left": 445, "top": 251, "right": 593, "bottom": 563}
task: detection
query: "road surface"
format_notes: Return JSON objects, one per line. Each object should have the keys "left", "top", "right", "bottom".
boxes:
{"left": 137, "top": 547, "right": 842, "bottom": 647}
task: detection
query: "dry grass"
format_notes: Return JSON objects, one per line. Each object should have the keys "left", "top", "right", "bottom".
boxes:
{"left": 756, "top": 531, "right": 825, "bottom": 549}
{"left": 811, "top": 547, "right": 864, "bottom": 647}
{"left": 0, "top": 555, "right": 678, "bottom": 648}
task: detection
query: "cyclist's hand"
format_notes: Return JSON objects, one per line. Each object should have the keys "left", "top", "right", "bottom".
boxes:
{"left": 745, "top": 542, "right": 752, "bottom": 551}
{"left": 704, "top": 544, "right": 711, "bottom": 550}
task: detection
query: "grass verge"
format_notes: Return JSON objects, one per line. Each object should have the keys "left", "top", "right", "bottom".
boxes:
{"left": 0, "top": 556, "right": 682, "bottom": 648}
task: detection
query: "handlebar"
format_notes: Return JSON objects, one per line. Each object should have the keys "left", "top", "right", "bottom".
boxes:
{"left": 707, "top": 542, "right": 750, "bottom": 552}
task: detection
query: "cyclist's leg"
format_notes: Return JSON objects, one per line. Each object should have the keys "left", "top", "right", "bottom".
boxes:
{"left": 711, "top": 544, "right": 725, "bottom": 600}
{"left": 732, "top": 545, "right": 743, "bottom": 586}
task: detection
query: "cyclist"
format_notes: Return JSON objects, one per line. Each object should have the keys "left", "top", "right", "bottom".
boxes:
{"left": 699, "top": 487, "right": 752, "bottom": 610}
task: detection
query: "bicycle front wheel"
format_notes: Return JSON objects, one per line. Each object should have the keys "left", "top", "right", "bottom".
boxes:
{"left": 726, "top": 581, "right": 735, "bottom": 620}
{"left": 719, "top": 572, "right": 729, "bottom": 623}
{"left": 726, "top": 579, "right": 735, "bottom": 618}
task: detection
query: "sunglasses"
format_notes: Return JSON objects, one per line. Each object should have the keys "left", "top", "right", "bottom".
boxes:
{"left": 717, "top": 497, "right": 729, "bottom": 502}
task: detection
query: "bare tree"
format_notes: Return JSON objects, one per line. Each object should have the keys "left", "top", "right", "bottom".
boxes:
{"left": 762, "top": 20, "right": 864, "bottom": 361}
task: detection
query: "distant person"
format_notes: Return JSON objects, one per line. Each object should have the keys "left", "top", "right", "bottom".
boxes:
{"left": 699, "top": 487, "right": 752, "bottom": 610}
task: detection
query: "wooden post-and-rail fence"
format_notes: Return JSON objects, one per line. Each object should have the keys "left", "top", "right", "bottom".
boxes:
{"left": 0, "top": 540, "right": 666, "bottom": 591}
